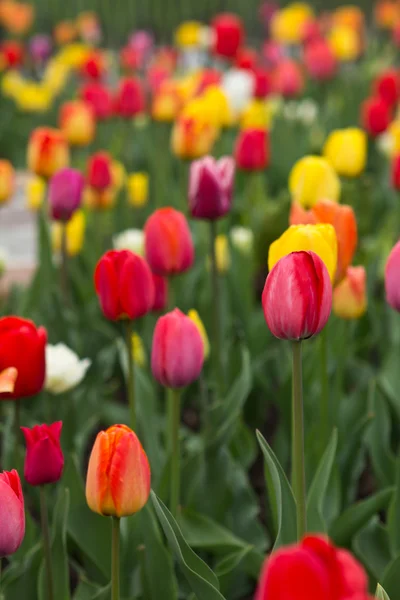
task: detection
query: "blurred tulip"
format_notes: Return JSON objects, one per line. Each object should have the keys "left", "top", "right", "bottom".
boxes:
{"left": 323, "top": 127, "right": 367, "bottom": 178}
{"left": 80, "top": 82, "right": 113, "bottom": 120}
{"left": 270, "top": 3, "right": 314, "bottom": 45}
{"left": 253, "top": 68, "right": 273, "bottom": 98}
{"left": 273, "top": 59, "right": 304, "bottom": 98}
{"left": 152, "top": 309, "right": 204, "bottom": 388}
{"left": 0, "top": 317, "right": 46, "bottom": 399}
{"left": 189, "top": 156, "right": 235, "bottom": 220}
{"left": 27, "top": 127, "right": 69, "bottom": 179}
{"left": 111, "top": 160, "right": 126, "bottom": 193}
{"left": 214, "top": 234, "right": 231, "bottom": 274}
{"left": 77, "top": 11, "right": 101, "bottom": 44}
{"left": 230, "top": 226, "right": 254, "bottom": 255}
{"left": 289, "top": 155, "right": 341, "bottom": 208}
{"left": 385, "top": 241, "right": 400, "bottom": 311}
{"left": 0, "top": 470, "right": 25, "bottom": 557}
{"left": 0, "top": 368, "right": 17, "bottom": 394}
{"left": 86, "top": 424, "right": 150, "bottom": 517}
{"left": 361, "top": 96, "right": 391, "bottom": 137}
{"left": 83, "top": 186, "right": 116, "bottom": 211}
{"left": 329, "top": 25, "right": 360, "bottom": 62}
{"left": 0, "top": 1, "right": 33, "bottom": 36}
{"left": 52, "top": 210, "right": 86, "bottom": 256}
{"left": 0, "top": 160, "right": 14, "bottom": 205}
{"left": 144, "top": 207, "right": 194, "bottom": 276}
{"left": 113, "top": 229, "right": 144, "bottom": 255}
{"left": 45, "top": 344, "right": 90, "bottom": 394}
{"left": 235, "top": 47, "right": 259, "bottom": 70}
{"left": 59, "top": 100, "right": 96, "bottom": 146}
{"left": 49, "top": 168, "right": 84, "bottom": 221}
{"left": 375, "top": 0, "right": 400, "bottom": 29}
{"left": 171, "top": 115, "right": 217, "bottom": 160}
{"left": 80, "top": 50, "right": 105, "bottom": 81}
{"left": 235, "top": 128, "right": 269, "bottom": 171}
{"left": 0, "top": 40, "right": 24, "bottom": 68}
{"left": 212, "top": 13, "right": 244, "bottom": 59}
{"left": 269, "top": 223, "right": 338, "bottom": 282}
{"left": 114, "top": 77, "right": 145, "bottom": 118}
{"left": 304, "top": 39, "right": 337, "bottom": 81}
{"left": 333, "top": 266, "right": 367, "bottom": 319}
{"left": 152, "top": 80, "right": 182, "bottom": 122}
{"left": 151, "top": 273, "right": 168, "bottom": 312}
{"left": 175, "top": 20, "right": 203, "bottom": 48}
{"left": 21, "top": 422, "right": 64, "bottom": 486}
{"left": 29, "top": 34, "right": 52, "bottom": 64}
{"left": 333, "top": 5, "right": 365, "bottom": 31}
{"left": 263, "top": 251, "right": 332, "bottom": 340}
{"left": 127, "top": 172, "right": 149, "bottom": 208}
{"left": 374, "top": 70, "right": 400, "bottom": 108}
{"left": 392, "top": 154, "right": 400, "bottom": 190}
{"left": 222, "top": 69, "right": 255, "bottom": 116}
{"left": 262, "top": 40, "right": 283, "bottom": 66}
{"left": 94, "top": 250, "right": 154, "bottom": 321}
{"left": 53, "top": 20, "right": 78, "bottom": 45}
{"left": 87, "top": 151, "right": 112, "bottom": 191}
{"left": 26, "top": 175, "right": 46, "bottom": 211}
{"left": 240, "top": 99, "right": 271, "bottom": 130}
{"left": 131, "top": 333, "right": 146, "bottom": 368}
{"left": 188, "top": 310, "right": 210, "bottom": 359}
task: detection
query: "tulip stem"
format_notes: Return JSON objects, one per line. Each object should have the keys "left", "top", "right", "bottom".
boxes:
{"left": 320, "top": 328, "right": 329, "bottom": 453}
{"left": 292, "top": 341, "right": 307, "bottom": 540}
{"left": 170, "top": 388, "right": 181, "bottom": 518}
{"left": 209, "top": 221, "right": 224, "bottom": 399}
{"left": 39, "top": 486, "right": 54, "bottom": 600}
{"left": 111, "top": 517, "right": 120, "bottom": 600}
{"left": 60, "top": 222, "right": 69, "bottom": 304}
{"left": 124, "top": 321, "right": 136, "bottom": 431}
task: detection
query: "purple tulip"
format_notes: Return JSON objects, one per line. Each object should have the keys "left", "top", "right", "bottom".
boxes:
{"left": 189, "top": 156, "right": 235, "bottom": 220}
{"left": 29, "top": 34, "right": 52, "bottom": 63}
{"left": 385, "top": 240, "right": 400, "bottom": 312}
{"left": 48, "top": 168, "right": 85, "bottom": 221}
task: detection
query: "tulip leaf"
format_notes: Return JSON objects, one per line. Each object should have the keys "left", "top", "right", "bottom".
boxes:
{"left": 150, "top": 491, "right": 226, "bottom": 600}
{"left": 366, "top": 384, "right": 396, "bottom": 488}
{"left": 2, "top": 544, "right": 42, "bottom": 600}
{"left": 306, "top": 429, "right": 338, "bottom": 533}
{"left": 381, "top": 555, "right": 400, "bottom": 600}
{"left": 353, "top": 518, "right": 392, "bottom": 581}
{"left": 376, "top": 583, "right": 391, "bottom": 599}
{"left": 387, "top": 456, "right": 400, "bottom": 556}
{"left": 256, "top": 430, "right": 297, "bottom": 550}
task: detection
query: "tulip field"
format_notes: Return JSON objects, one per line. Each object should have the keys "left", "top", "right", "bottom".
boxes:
{"left": 3, "top": 1, "right": 400, "bottom": 599}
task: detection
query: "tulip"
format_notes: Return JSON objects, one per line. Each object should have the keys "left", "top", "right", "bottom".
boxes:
{"left": 270, "top": 3, "right": 314, "bottom": 45}
{"left": 273, "top": 59, "right": 304, "bottom": 98}
{"left": 230, "top": 226, "right": 254, "bottom": 255}
{"left": 392, "top": 154, "right": 400, "bottom": 190}
{"left": 171, "top": 115, "right": 218, "bottom": 160}
{"left": 0, "top": 40, "right": 24, "bottom": 68}
{"left": 175, "top": 20, "right": 203, "bottom": 48}
{"left": 189, "top": 156, "right": 235, "bottom": 220}
{"left": 26, "top": 175, "right": 46, "bottom": 211}
{"left": 144, "top": 207, "right": 194, "bottom": 276}
{"left": 80, "top": 50, "right": 105, "bottom": 80}
{"left": 211, "top": 13, "right": 244, "bottom": 59}
{"left": 77, "top": 11, "right": 101, "bottom": 45}
{"left": 235, "top": 47, "right": 259, "bottom": 71}
{"left": 80, "top": 82, "right": 113, "bottom": 120}
{"left": 328, "top": 25, "right": 360, "bottom": 62}
{"left": 45, "top": 344, "right": 91, "bottom": 394}
{"left": 255, "top": 534, "right": 370, "bottom": 600}
{"left": 0, "top": 469, "right": 25, "bottom": 556}
{"left": 269, "top": 223, "right": 338, "bottom": 282}
{"left": 151, "top": 273, "right": 168, "bottom": 312}
{"left": 113, "top": 229, "right": 144, "bottom": 255}
{"left": 289, "top": 155, "right": 341, "bottom": 208}
{"left": 126, "top": 172, "right": 149, "bottom": 207}
{"left": 111, "top": 160, "right": 126, "bottom": 193}
{"left": 59, "top": 100, "right": 96, "bottom": 146}
{"left": 323, "top": 128, "right": 367, "bottom": 178}
{"left": 29, "top": 34, "right": 52, "bottom": 64}
{"left": 27, "top": 127, "right": 69, "bottom": 179}
{"left": 304, "top": 39, "right": 337, "bottom": 81}
{"left": 0, "top": 368, "right": 17, "bottom": 394}
{"left": 235, "top": 128, "right": 269, "bottom": 171}
{"left": 0, "top": 317, "right": 47, "bottom": 399}
{"left": 152, "top": 81, "right": 182, "bottom": 122}
{"left": 21, "top": 421, "right": 64, "bottom": 486}
{"left": 53, "top": 20, "right": 77, "bottom": 45}
{"left": 361, "top": 96, "right": 391, "bottom": 137}
{"left": 188, "top": 310, "right": 210, "bottom": 359}
{"left": 94, "top": 250, "right": 155, "bottom": 321}
{"left": 0, "top": 159, "right": 15, "bottom": 205}
{"left": 253, "top": 68, "right": 272, "bottom": 99}
{"left": 374, "top": 69, "right": 400, "bottom": 108}
{"left": 52, "top": 210, "right": 86, "bottom": 257}
{"left": 87, "top": 151, "right": 113, "bottom": 191}
{"left": 48, "top": 167, "right": 85, "bottom": 221}
{"left": 385, "top": 241, "right": 400, "bottom": 311}
{"left": 240, "top": 99, "right": 271, "bottom": 130}
{"left": 114, "top": 77, "right": 145, "bottom": 118}
{"left": 222, "top": 69, "right": 255, "bottom": 116}
{"left": 333, "top": 266, "right": 367, "bottom": 319}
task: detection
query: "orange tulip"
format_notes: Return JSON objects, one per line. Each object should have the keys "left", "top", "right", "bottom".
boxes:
{"left": 54, "top": 20, "right": 78, "bottom": 45}
{"left": 0, "top": 368, "right": 17, "bottom": 394}
{"left": 0, "top": 160, "right": 15, "bottom": 205}
{"left": 59, "top": 100, "right": 96, "bottom": 147}
{"left": 333, "top": 266, "right": 367, "bottom": 319}
{"left": 0, "top": 1, "right": 34, "bottom": 35}
{"left": 27, "top": 127, "right": 70, "bottom": 179}
{"left": 171, "top": 115, "right": 218, "bottom": 160}
{"left": 290, "top": 199, "right": 357, "bottom": 284}
{"left": 86, "top": 424, "right": 151, "bottom": 518}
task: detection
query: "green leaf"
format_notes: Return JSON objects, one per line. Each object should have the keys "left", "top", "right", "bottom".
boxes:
{"left": 376, "top": 583, "right": 391, "bottom": 599}
{"left": 214, "top": 547, "right": 253, "bottom": 578}
{"left": 353, "top": 518, "right": 392, "bottom": 581}
{"left": 256, "top": 430, "right": 297, "bottom": 550}
{"left": 307, "top": 430, "right": 338, "bottom": 533}
{"left": 151, "top": 491, "right": 226, "bottom": 600}
{"left": 3, "top": 544, "right": 42, "bottom": 600}
{"left": 330, "top": 488, "right": 394, "bottom": 546}
{"left": 382, "top": 555, "right": 400, "bottom": 600}
{"left": 387, "top": 457, "right": 400, "bottom": 555}
{"left": 366, "top": 384, "right": 396, "bottom": 488}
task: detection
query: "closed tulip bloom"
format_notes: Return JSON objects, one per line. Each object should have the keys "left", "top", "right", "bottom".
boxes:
{"left": 26, "top": 175, "right": 46, "bottom": 211}
{"left": 0, "top": 470, "right": 25, "bottom": 556}
{"left": 304, "top": 40, "right": 337, "bottom": 81}
{"left": 48, "top": 167, "right": 85, "bottom": 221}
{"left": 80, "top": 82, "right": 113, "bottom": 120}
{"left": 253, "top": 68, "right": 272, "bottom": 99}
{"left": 235, "top": 128, "right": 269, "bottom": 171}
{"left": 375, "top": 70, "right": 400, "bottom": 108}
{"left": 289, "top": 156, "right": 341, "bottom": 208}
{"left": 0, "top": 160, "right": 15, "bottom": 205}
{"left": 80, "top": 50, "right": 105, "bottom": 81}
{"left": 95, "top": 250, "right": 155, "bottom": 320}
{"left": 263, "top": 251, "right": 332, "bottom": 340}
{"left": 256, "top": 534, "right": 370, "bottom": 600}
{"left": 273, "top": 59, "right": 304, "bottom": 98}
{"left": 151, "top": 273, "right": 168, "bottom": 312}
{"left": 323, "top": 128, "right": 367, "bottom": 178}
{"left": 114, "top": 77, "right": 145, "bottom": 118}
{"left": 189, "top": 156, "right": 235, "bottom": 220}
{"left": 269, "top": 224, "right": 338, "bottom": 282}
{"left": 59, "top": 100, "right": 96, "bottom": 146}
{"left": 52, "top": 210, "right": 86, "bottom": 257}
{"left": 127, "top": 172, "right": 149, "bottom": 207}
{"left": 27, "top": 127, "right": 69, "bottom": 179}
{"left": 152, "top": 309, "right": 205, "bottom": 388}
{"left": 21, "top": 422, "right": 64, "bottom": 486}
{"left": 171, "top": 115, "right": 218, "bottom": 160}
{"left": 0, "top": 368, "right": 18, "bottom": 394}
{"left": 385, "top": 241, "right": 400, "bottom": 311}
{"left": 333, "top": 266, "right": 367, "bottom": 319}
{"left": 0, "top": 317, "right": 47, "bottom": 399}
{"left": 144, "top": 208, "right": 194, "bottom": 276}
{"left": 361, "top": 96, "right": 391, "bottom": 137}
{"left": 87, "top": 151, "right": 113, "bottom": 191}
{"left": 86, "top": 424, "right": 150, "bottom": 517}
{"left": 212, "top": 13, "right": 244, "bottom": 59}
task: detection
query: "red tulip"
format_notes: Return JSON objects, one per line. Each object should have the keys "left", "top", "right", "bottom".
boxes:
{"left": 48, "top": 167, "right": 85, "bottom": 221}
{"left": 80, "top": 82, "right": 113, "bottom": 120}
{"left": 374, "top": 69, "right": 400, "bottom": 108}
{"left": 256, "top": 535, "right": 371, "bottom": 600}
{"left": 189, "top": 156, "right": 235, "bottom": 220}
{"left": 195, "top": 69, "right": 222, "bottom": 96}
{"left": 392, "top": 154, "right": 400, "bottom": 189}
{"left": 80, "top": 51, "right": 105, "bottom": 80}
{"left": 0, "top": 317, "right": 47, "bottom": 399}
{"left": 87, "top": 151, "right": 113, "bottom": 191}
{"left": 235, "top": 47, "right": 258, "bottom": 70}
{"left": 0, "top": 470, "right": 25, "bottom": 556}
{"left": 385, "top": 240, "right": 400, "bottom": 311}
{"left": 304, "top": 40, "right": 337, "bottom": 81}
{"left": 361, "top": 96, "right": 391, "bottom": 137}
{"left": 301, "top": 19, "right": 323, "bottom": 44}
{"left": 212, "top": 13, "right": 244, "bottom": 59}
{"left": 253, "top": 68, "right": 273, "bottom": 99}
{"left": 262, "top": 251, "right": 332, "bottom": 340}
{"left": 235, "top": 128, "right": 269, "bottom": 171}
{"left": 95, "top": 250, "right": 155, "bottom": 320}
{"left": 21, "top": 422, "right": 64, "bottom": 486}
{"left": 273, "top": 59, "right": 304, "bottom": 97}
{"left": 151, "top": 309, "right": 204, "bottom": 388}
{"left": 1, "top": 40, "right": 24, "bottom": 68}
{"left": 114, "top": 77, "right": 145, "bottom": 118}
{"left": 151, "top": 273, "right": 168, "bottom": 312}
{"left": 144, "top": 207, "right": 194, "bottom": 276}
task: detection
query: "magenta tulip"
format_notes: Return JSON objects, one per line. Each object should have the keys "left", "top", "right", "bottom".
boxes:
{"left": 385, "top": 240, "right": 400, "bottom": 311}
{"left": 48, "top": 167, "right": 85, "bottom": 221}
{"left": 21, "top": 421, "right": 64, "bottom": 486}
{"left": 189, "top": 156, "right": 235, "bottom": 220}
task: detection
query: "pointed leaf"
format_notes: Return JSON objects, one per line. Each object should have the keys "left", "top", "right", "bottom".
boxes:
{"left": 376, "top": 583, "right": 391, "bottom": 599}
{"left": 387, "top": 457, "right": 400, "bottom": 555}
{"left": 382, "top": 555, "right": 400, "bottom": 600}
{"left": 307, "top": 430, "right": 338, "bottom": 533}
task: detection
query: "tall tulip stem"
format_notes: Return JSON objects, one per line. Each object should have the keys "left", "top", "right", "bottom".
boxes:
{"left": 292, "top": 341, "right": 307, "bottom": 540}
{"left": 320, "top": 328, "right": 329, "bottom": 452}
{"left": 124, "top": 321, "right": 136, "bottom": 431}
{"left": 170, "top": 388, "right": 181, "bottom": 518}
{"left": 39, "top": 486, "right": 54, "bottom": 600}
{"left": 60, "top": 221, "right": 69, "bottom": 302}
{"left": 209, "top": 221, "right": 224, "bottom": 398}
{"left": 111, "top": 517, "right": 120, "bottom": 600}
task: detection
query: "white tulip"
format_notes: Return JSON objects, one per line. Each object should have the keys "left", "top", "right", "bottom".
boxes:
{"left": 222, "top": 69, "right": 255, "bottom": 116}
{"left": 230, "top": 226, "right": 254, "bottom": 255}
{"left": 113, "top": 229, "right": 144, "bottom": 255}
{"left": 45, "top": 344, "right": 91, "bottom": 394}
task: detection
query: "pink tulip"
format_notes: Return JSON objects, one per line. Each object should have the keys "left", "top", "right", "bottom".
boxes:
{"left": 48, "top": 167, "right": 85, "bottom": 221}
{"left": 189, "top": 156, "right": 235, "bottom": 220}
{"left": 0, "top": 469, "right": 25, "bottom": 556}
{"left": 385, "top": 241, "right": 400, "bottom": 311}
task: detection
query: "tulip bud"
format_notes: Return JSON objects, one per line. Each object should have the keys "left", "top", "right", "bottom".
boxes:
{"left": 87, "top": 151, "right": 112, "bottom": 191}
{"left": 0, "top": 160, "right": 15, "bottom": 205}
{"left": 26, "top": 175, "right": 46, "bottom": 211}
{"left": 86, "top": 424, "right": 151, "bottom": 517}
{"left": 189, "top": 156, "right": 235, "bottom": 220}
{"left": 21, "top": 421, "right": 64, "bottom": 486}
{"left": 27, "top": 127, "right": 70, "bottom": 179}
{"left": 151, "top": 273, "right": 168, "bottom": 312}
{"left": 235, "top": 128, "right": 269, "bottom": 171}
{"left": 333, "top": 266, "right": 367, "bottom": 319}
{"left": 323, "top": 127, "right": 367, "bottom": 178}
{"left": 114, "top": 77, "right": 145, "bottom": 118}
{"left": 253, "top": 68, "right": 272, "bottom": 99}
{"left": 144, "top": 207, "right": 194, "bottom": 276}
{"left": 94, "top": 250, "right": 155, "bottom": 320}
{"left": 59, "top": 100, "right": 96, "bottom": 147}
{"left": 52, "top": 210, "right": 86, "bottom": 257}
{"left": 385, "top": 240, "right": 400, "bottom": 311}
{"left": 80, "top": 82, "right": 113, "bottom": 120}
{"left": 127, "top": 172, "right": 149, "bottom": 207}
{"left": 212, "top": 13, "right": 244, "bottom": 59}
{"left": 48, "top": 167, "right": 85, "bottom": 221}
{"left": 262, "top": 251, "right": 332, "bottom": 340}
{"left": 80, "top": 50, "right": 105, "bottom": 81}
{"left": 0, "top": 470, "right": 25, "bottom": 556}
{"left": 152, "top": 309, "right": 205, "bottom": 388}
{"left": 361, "top": 96, "right": 391, "bottom": 137}
{"left": 188, "top": 310, "right": 210, "bottom": 359}
{"left": 289, "top": 155, "right": 341, "bottom": 208}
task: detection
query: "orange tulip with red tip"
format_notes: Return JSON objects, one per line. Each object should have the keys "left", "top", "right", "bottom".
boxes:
{"left": 59, "top": 100, "right": 96, "bottom": 147}
{"left": 86, "top": 424, "right": 151, "bottom": 518}
{"left": 80, "top": 50, "right": 105, "bottom": 81}
{"left": 333, "top": 266, "right": 367, "bottom": 319}
{"left": 235, "top": 129, "right": 269, "bottom": 171}
{"left": 0, "top": 469, "right": 25, "bottom": 557}
{"left": 27, "top": 127, "right": 69, "bottom": 179}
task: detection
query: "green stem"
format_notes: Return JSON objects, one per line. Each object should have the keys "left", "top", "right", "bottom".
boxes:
{"left": 292, "top": 341, "right": 307, "bottom": 540}
{"left": 60, "top": 221, "right": 69, "bottom": 303}
{"left": 334, "top": 320, "right": 347, "bottom": 427}
{"left": 320, "top": 328, "right": 329, "bottom": 452}
{"left": 111, "top": 517, "right": 120, "bottom": 600}
{"left": 170, "top": 388, "right": 181, "bottom": 518}
{"left": 39, "top": 486, "right": 54, "bottom": 600}
{"left": 124, "top": 321, "right": 136, "bottom": 431}
{"left": 209, "top": 221, "right": 224, "bottom": 398}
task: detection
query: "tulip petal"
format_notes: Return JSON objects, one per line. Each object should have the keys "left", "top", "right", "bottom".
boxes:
{"left": 0, "top": 368, "right": 18, "bottom": 394}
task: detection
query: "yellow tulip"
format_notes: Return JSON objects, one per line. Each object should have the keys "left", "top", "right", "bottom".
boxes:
{"left": 328, "top": 25, "right": 360, "bottom": 62}
{"left": 215, "top": 234, "right": 230, "bottom": 274}
{"left": 52, "top": 210, "right": 86, "bottom": 256}
{"left": 323, "top": 128, "right": 367, "bottom": 178}
{"left": 15, "top": 83, "right": 53, "bottom": 113}
{"left": 271, "top": 3, "right": 314, "bottom": 45}
{"left": 43, "top": 60, "right": 70, "bottom": 95}
{"left": 201, "top": 86, "right": 235, "bottom": 128}
{"left": 26, "top": 175, "right": 46, "bottom": 211}
{"left": 175, "top": 21, "right": 203, "bottom": 47}
{"left": 126, "top": 172, "right": 149, "bottom": 208}
{"left": 289, "top": 156, "right": 341, "bottom": 208}
{"left": 54, "top": 43, "right": 91, "bottom": 69}
{"left": 171, "top": 114, "right": 218, "bottom": 160}
{"left": 188, "top": 310, "right": 210, "bottom": 359}
{"left": 1, "top": 70, "right": 24, "bottom": 98}
{"left": 111, "top": 160, "right": 126, "bottom": 193}
{"left": 378, "top": 120, "right": 400, "bottom": 157}
{"left": 131, "top": 333, "right": 146, "bottom": 367}
{"left": 240, "top": 99, "right": 271, "bottom": 130}
{"left": 268, "top": 224, "right": 338, "bottom": 282}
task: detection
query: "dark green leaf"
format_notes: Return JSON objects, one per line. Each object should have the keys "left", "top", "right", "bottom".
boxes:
{"left": 382, "top": 555, "right": 400, "bottom": 600}
{"left": 307, "top": 430, "right": 337, "bottom": 533}
{"left": 353, "top": 518, "right": 392, "bottom": 581}
{"left": 388, "top": 457, "right": 400, "bottom": 555}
